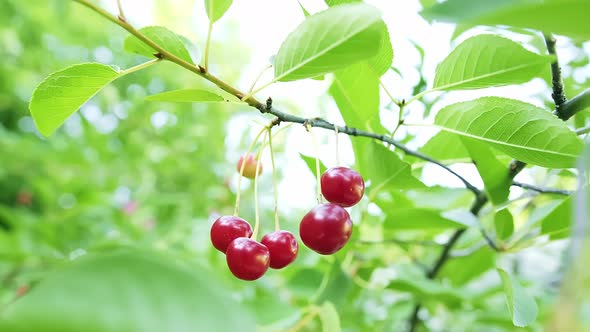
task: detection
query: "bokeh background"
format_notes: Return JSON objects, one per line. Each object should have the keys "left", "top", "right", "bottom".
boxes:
{"left": 1, "top": 0, "right": 589, "bottom": 331}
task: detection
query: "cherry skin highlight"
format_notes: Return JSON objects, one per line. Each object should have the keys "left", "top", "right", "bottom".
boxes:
{"left": 321, "top": 167, "right": 365, "bottom": 207}
{"left": 237, "top": 154, "right": 262, "bottom": 179}
{"left": 261, "top": 230, "right": 298, "bottom": 269}
{"left": 299, "top": 203, "right": 353, "bottom": 255}
{"left": 226, "top": 237, "right": 270, "bottom": 281}
{"left": 210, "top": 216, "right": 253, "bottom": 253}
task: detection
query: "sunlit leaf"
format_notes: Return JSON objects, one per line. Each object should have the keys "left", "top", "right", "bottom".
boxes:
{"left": 435, "top": 97, "right": 584, "bottom": 168}
{"left": 434, "top": 35, "right": 552, "bottom": 91}
{"left": 330, "top": 63, "right": 381, "bottom": 132}
{"left": 494, "top": 208, "right": 514, "bottom": 240}
{"left": 353, "top": 140, "right": 425, "bottom": 198}
{"left": 205, "top": 0, "right": 233, "bottom": 23}
{"left": 145, "top": 89, "right": 238, "bottom": 103}
{"left": 274, "top": 3, "right": 383, "bottom": 81}
{"left": 422, "top": 0, "right": 590, "bottom": 40}
{"left": 29, "top": 63, "right": 120, "bottom": 137}
{"left": 124, "top": 26, "right": 194, "bottom": 64}
{"left": 497, "top": 267, "right": 538, "bottom": 327}
{"left": 540, "top": 196, "right": 573, "bottom": 239}
{"left": 461, "top": 137, "right": 511, "bottom": 204}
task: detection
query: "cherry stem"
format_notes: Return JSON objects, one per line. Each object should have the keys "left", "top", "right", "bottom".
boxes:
{"left": 252, "top": 131, "right": 268, "bottom": 241}
{"left": 268, "top": 127, "right": 280, "bottom": 231}
{"left": 306, "top": 124, "right": 323, "bottom": 204}
{"left": 334, "top": 126, "right": 340, "bottom": 166}
{"left": 234, "top": 126, "right": 267, "bottom": 217}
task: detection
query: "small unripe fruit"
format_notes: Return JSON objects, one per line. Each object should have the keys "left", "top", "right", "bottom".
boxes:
{"left": 237, "top": 154, "right": 262, "bottom": 179}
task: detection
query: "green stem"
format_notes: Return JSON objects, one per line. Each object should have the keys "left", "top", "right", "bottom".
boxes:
{"left": 116, "top": 0, "right": 126, "bottom": 20}
{"left": 118, "top": 58, "right": 161, "bottom": 76}
{"left": 234, "top": 126, "right": 267, "bottom": 217}
{"left": 307, "top": 124, "right": 323, "bottom": 204}
{"left": 268, "top": 127, "right": 280, "bottom": 231}
{"left": 252, "top": 131, "right": 268, "bottom": 241}
{"left": 204, "top": 21, "right": 213, "bottom": 70}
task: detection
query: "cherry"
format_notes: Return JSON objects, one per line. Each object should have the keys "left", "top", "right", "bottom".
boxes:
{"left": 237, "top": 154, "right": 262, "bottom": 179}
{"left": 299, "top": 203, "right": 353, "bottom": 255}
{"left": 210, "top": 216, "right": 253, "bottom": 253}
{"left": 226, "top": 237, "right": 270, "bottom": 280}
{"left": 261, "top": 231, "right": 298, "bottom": 269}
{"left": 321, "top": 167, "right": 365, "bottom": 207}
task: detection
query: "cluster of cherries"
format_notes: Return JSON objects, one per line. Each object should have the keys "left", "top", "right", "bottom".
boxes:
{"left": 210, "top": 154, "right": 365, "bottom": 281}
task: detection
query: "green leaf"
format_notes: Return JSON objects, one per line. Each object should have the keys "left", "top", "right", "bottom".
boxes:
{"left": 422, "top": 0, "right": 590, "bottom": 40}
{"left": 0, "top": 249, "right": 255, "bottom": 332}
{"left": 385, "top": 208, "right": 464, "bottom": 231}
{"left": 204, "top": 0, "right": 233, "bottom": 23}
{"left": 274, "top": 3, "right": 383, "bottom": 82}
{"left": 497, "top": 268, "right": 538, "bottom": 327}
{"left": 461, "top": 137, "right": 510, "bottom": 204}
{"left": 367, "top": 22, "right": 394, "bottom": 76}
{"left": 318, "top": 302, "right": 341, "bottom": 332}
{"left": 297, "top": 0, "right": 311, "bottom": 17}
{"left": 439, "top": 247, "right": 496, "bottom": 286}
{"left": 388, "top": 276, "right": 468, "bottom": 305}
{"left": 540, "top": 196, "right": 573, "bottom": 239}
{"left": 420, "top": 131, "right": 471, "bottom": 162}
{"left": 323, "top": 1, "right": 393, "bottom": 77}
{"left": 353, "top": 140, "right": 424, "bottom": 198}
{"left": 29, "top": 63, "right": 120, "bottom": 137}
{"left": 329, "top": 63, "right": 381, "bottom": 132}
{"left": 145, "top": 89, "right": 237, "bottom": 103}
{"left": 433, "top": 35, "right": 552, "bottom": 91}
{"left": 494, "top": 208, "right": 514, "bottom": 240}
{"left": 434, "top": 97, "right": 584, "bottom": 168}
{"left": 299, "top": 153, "right": 328, "bottom": 177}
{"left": 124, "top": 26, "right": 194, "bottom": 64}
{"left": 325, "top": 0, "right": 361, "bottom": 6}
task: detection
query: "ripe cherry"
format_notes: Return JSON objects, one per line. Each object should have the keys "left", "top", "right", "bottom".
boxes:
{"left": 210, "top": 216, "right": 253, "bottom": 253}
{"left": 299, "top": 203, "right": 353, "bottom": 255}
{"left": 237, "top": 154, "right": 262, "bottom": 179}
{"left": 226, "top": 237, "right": 270, "bottom": 280}
{"left": 261, "top": 231, "right": 298, "bottom": 269}
{"left": 321, "top": 167, "right": 365, "bottom": 207}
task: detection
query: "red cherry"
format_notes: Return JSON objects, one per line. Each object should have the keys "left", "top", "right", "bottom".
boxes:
{"left": 226, "top": 237, "right": 270, "bottom": 280}
{"left": 261, "top": 231, "right": 298, "bottom": 269}
{"left": 321, "top": 167, "right": 365, "bottom": 207}
{"left": 299, "top": 203, "right": 353, "bottom": 255}
{"left": 237, "top": 154, "right": 262, "bottom": 179}
{"left": 210, "top": 216, "right": 253, "bottom": 253}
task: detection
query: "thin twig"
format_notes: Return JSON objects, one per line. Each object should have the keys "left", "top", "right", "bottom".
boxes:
{"left": 512, "top": 181, "right": 573, "bottom": 196}
{"left": 576, "top": 122, "right": 590, "bottom": 136}
{"left": 116, "top": 0, "right": 125, "bottom": 21}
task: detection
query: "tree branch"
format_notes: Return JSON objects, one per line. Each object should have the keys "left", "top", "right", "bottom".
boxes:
{"left": 512, "top": 181, "right": 573, "bottom": 196}
{"left": 71, "top": 0, "right": 482, "bottom": 198}
{"left": 408, "top": 32, "right": 586, "bottom": 332}
{"left": 544, "top": 33, "right": 567, "bottom": 114}
{"left": 559, "top": 88, "right": 590, "bottom": 121}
